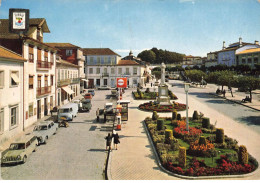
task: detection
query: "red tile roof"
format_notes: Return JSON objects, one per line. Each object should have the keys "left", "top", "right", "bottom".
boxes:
{"left": 45, "top": 43, "right": 80, "bottom": 49}
{"left": 82, "top": 48, "right": 120, "bottom": 56}
{"left": 117, "top": 60, "right": 139, "bottom": 65}
{"left": 0, "top": 46, "right": 26, "bottom": 61}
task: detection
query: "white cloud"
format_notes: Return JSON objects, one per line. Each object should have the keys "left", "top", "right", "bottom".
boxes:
{"left": 179, "top": 0, "right": 195, "bottom": 4}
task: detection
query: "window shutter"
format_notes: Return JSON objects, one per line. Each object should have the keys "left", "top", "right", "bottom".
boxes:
{"left": 29, "top": 76, "right": 33, "bottom": 85}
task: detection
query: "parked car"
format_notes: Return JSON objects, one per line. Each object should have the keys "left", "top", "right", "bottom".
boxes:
{"left": 58, "top": 103, "right": 78, "bottom": 121}
{"left": 80, "top": 99, "right": 92, "bottom": 112}
{"left": 1, "top": 135, "right": 38, "bottom": 164}
{"left": 32, "top": 121, "right": 58, "bottom": 144}
{"left": 88, "top": 89, "right": 95, "bottom": 96}
{"left": 84, "top": 93, "right": 92, "bottom": 99}
{"left": 98, "top": 85, "right": 110, "bottom": 90}
{"left": 73, "top": 100, "right": 83, "bottom": 110}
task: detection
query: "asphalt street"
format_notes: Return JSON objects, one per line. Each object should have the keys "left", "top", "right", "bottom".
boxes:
{"left": 1, "top": 90, "right": 115, "bottom": 180}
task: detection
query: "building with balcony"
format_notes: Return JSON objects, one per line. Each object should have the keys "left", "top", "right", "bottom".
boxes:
{"left": 0, "top": 18, "right": 58, "bottom": 128}
{"left": 205, "top": 51, "right": 218, "bottom": 68}
{"left": 0, "top": 46, "right": 26, "bottom": 147}
{"left": 45, "top": 43, "right": 85, "bottom": 93}
{"left": 182, "top": 55, "right": 202, "bottom": 68}
{"left": 236, "top": 48, "right": 260, "bottom": 69}
{"left": 56, "top": 57, "right": 80, "bottom": 106}
{"left": 84, "top": 49, "right": 149, "bottom": 88}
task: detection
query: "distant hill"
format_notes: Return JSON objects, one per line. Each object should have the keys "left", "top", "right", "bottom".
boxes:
{"left": 137, "top": 47, "right": 185, "bottom": 64}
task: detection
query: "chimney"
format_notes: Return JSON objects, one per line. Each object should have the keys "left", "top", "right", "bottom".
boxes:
{"left": 239, "top": 37, "right": 242, "bottom": 47}
{"left": 222, "top": 41, "right": 226, "bottom": 50}
{"left": 255, "top": 40, "right": 259, "bottom": 45}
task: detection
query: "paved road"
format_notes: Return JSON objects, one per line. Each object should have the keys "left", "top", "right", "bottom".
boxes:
{"left": 1, "top": 90, "right": 115, "bottom": 180}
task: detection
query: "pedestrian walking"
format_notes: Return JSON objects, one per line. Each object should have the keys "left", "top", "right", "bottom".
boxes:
{"left": 223, "top": 89, "right": 226, "bottom": 97}
{"left": 113, "top": 133, "right": 120, "bottom": 150}
{"left": 105, "top": 133, "right": 112, "bottom": 151}
{"left": 96, "top": 108, "right": 100, "bottom": 122}
{"left": 151, "top": 82, "right": 152, "bottom": 87}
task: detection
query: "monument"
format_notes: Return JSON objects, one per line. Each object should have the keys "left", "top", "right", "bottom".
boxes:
{"left": 157, "top": 62, "right": 171, "bottom": 105}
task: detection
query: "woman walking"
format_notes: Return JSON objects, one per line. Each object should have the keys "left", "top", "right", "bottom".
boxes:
{"left": 105, "top": 133, "right": 112, "bottom": 151}
{"left": 113, "top": 133, "right": 120, "bottom": 150}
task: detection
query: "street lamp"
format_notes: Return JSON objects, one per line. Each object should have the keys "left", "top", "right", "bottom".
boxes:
{"left": 184, "top": 83, "right": 189, "bottom": 132}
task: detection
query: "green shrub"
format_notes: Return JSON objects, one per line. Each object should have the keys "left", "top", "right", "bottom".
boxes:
{"left": 179, "top": 147, "right": 186, "bottom": 168}
{"left": 140, "top": 92, "right": 144, "bottom": 99}
{"left": 216, "top": 128, "right": 225, "bottom": 143}
{"left": 165, "top": 129, "right": 173, "bottom": 144}
{"left": 170, "top": 137, "right": 179, "bottom": 151}
{"left": 202, "top": 117, "right": 210, "bottom": 129}
{"left": 137, "top": 88, "right": 141, "bottom": 95}
{"left": 177, "top": 113, "right": 182, "bottom": 120}
{"left": 157, "top": 119, "right": 164, "bottom": 131}
{"left": 238, "top": 145, "right": 248, "bottom": 165}
{"left": 172, "top": 110, "right": 178, "bottom": 120}
{"left": 152, "top": 111, "right": 159, "bottom": 120}
{"left": 193, "top": 110, "right": 199, "bottom": 120}
{"left": 198, "top": 136, "right": 207, "bottom": 145}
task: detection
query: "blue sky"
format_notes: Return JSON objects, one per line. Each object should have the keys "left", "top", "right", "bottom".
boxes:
{"left": 0, "top": 0, "right": 260, "bottom": 57}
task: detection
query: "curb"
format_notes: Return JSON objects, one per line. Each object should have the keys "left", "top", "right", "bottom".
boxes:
{"left": 143, "top": 121, "right": 259, "bottom": 180}
{"left": 209, "top": 93, "right": 260, "bottom": 112}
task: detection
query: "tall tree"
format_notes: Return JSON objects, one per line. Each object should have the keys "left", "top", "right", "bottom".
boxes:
{"left": 237, "top": 76, "right": 260, "bottom": 102}
{"left": 137, "top": 50, "right": 156, "bottom": 63}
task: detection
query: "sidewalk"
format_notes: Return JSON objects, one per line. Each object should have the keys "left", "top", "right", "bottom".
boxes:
{"left": 0, "top": 94, "right": 84, "bottom": 157}
{"left": 108, "top": 82, "right": 260, "bottom": 180}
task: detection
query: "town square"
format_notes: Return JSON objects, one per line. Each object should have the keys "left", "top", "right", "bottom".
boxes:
{"left": 0, "top": 0, "right": 260, "bottom": 181}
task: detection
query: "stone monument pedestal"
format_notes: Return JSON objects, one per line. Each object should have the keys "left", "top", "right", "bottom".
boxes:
{"left": 157, "top": 84, "right": 171, "bottom": 105}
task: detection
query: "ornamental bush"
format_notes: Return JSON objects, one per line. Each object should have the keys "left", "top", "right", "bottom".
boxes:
{"left": 172, "top": 110, "right": 178, "bottom": 120}
{"left": 152, "top": 111, "right": 159, "bottom": 120}
{"left": 177, "top": 113, "right": 182, "bottom": 120}
{"left": 165, "top": 129, "right": 173, "bottom": 144}
{"left": 179, "top": 147, "right": 186, "bottom": 168}
{"left": 238, "top": 145, "right": 248, "bottom": 165}
{"left": 216, "top": 128, "right": 225, "bottom": 143}
{"left": 198, "top": 136, "right": 207, "bottom": 145}
{"left": 202, "top": 117, "right": 210, "bottom": 129}
{"left": 157, "top": 119, "right": 164, "bottom": 131}
{"left": 140, "top": 92, "right": 144, "bottom": 99}
{"left": 193, "top": 110, "right": 199, "bottom": 120}
{"left": 170, "top": 136, "right": 179, "bottom": 151}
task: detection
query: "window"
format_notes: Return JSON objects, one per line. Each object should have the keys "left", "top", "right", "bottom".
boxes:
{"left": 0, "top": 109, "right": 3, "bottom": 133}
{"left": 10, "top": 71, "right": 19, "bottom": 86}
{"left": 133, "top": 68, "right": 137, "bottom": 75}
{"left": 51, "top": 75, "right": 54, "bottom": 86}
{"left": 10, "top": 106, "right": 18, "bottom": 127}
{"left": 29, "top": 53, "right": 34, "bottom": 63}
{"left": 44, "top": 57, "right": 48, "bottom": 62}
{"left": 111, "top": 57, "right": 116, "bottom": 65}
{"left": 254, "top": 57, "right": 258, "bottom": 64}
{"left": 29, "top": 75, "right": 34, "bottom": 89}
{"left": 104, "top": 68, "right": 107, "bottom": 73}
{"left": 0, "top": 71, "right": 4, "bottom": 88}
{"left": 242, "top": 58, "right": 246, "bottom": 64}
{"left": 66, "top": 50, "right": 73, "bottom": 56}
{"left": 97, "top": 57, "right": 101, "bottom": 65}
{"left": 118, "top": 68, "right": 122, "bottom": 74}
{"left": 126, "top": 68, "right": 130, "bottom": 75}
{"left": 96, "top": 68, "right": 100, "bottom": 74}
{"left": 89, "top": 68, "right": 93, "bottom": 74}
{"left": 29, "top": 103, "right": 33, "bottom": 117}
{"left": 133, "top": 79, "right": 138, "bottom": 84}
{"left": 104, "top": 57, "right": 108, "bottom": 64}
{"left": 248, "top": 58, "right": 252, "bottom": 64}
{"left": 111, "top": 68, "right": 115, "bottom": 74}
{"left": 89, "top": 57, "right": 94, "bottom": 64}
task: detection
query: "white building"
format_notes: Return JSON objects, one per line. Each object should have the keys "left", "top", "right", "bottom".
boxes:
{"left": 0, "top": 18, "right": 58, "bottom": 128}
{"left": 56, "top": 57, "right": 80, "bottom": 106}
{"left": 0, "top": 46, "right": 26, "bottom": 147}
{"left": 84, "top": 49, "right": 149, "bottom": 88}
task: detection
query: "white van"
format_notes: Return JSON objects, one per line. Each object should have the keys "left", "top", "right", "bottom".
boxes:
{"left": 58, "top": 103, "right": 78, "bottom": 121}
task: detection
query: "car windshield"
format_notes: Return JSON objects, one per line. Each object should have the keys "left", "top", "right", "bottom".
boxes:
{"left": 88, "top": 90, "right": 93, "bottom": 92}
{"left": 34, "top": 125, "right": 48, "bottom": 131}
{"left": 59, "top": 108, "right": 70, "bottom": 113}
{"left": 9, "top": 143, "right": 25, "bottom": 150}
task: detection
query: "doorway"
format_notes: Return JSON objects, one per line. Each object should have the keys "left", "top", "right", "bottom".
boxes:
{"left": 37, "top": 100, "right": 41, "bottom": 119}
{"left": 44, "top": 98, "right": 48, "bottom": 116}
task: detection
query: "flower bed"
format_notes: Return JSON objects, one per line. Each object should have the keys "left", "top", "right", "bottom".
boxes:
{"left": 132, "top": 90, "right": 178, "bottom": 100}
{"left": 144, "top": 114, "right": 258, "bottom": 177}
{"left": 139, "top": 102, "right": 186, "bottom": 112}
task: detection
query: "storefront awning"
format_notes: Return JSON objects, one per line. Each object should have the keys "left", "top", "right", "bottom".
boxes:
{"left": 81, "top": 79, "right": 88, "bottom": 82}
{"left": 62, "top": 86, "right": 75, "bottom": 95}
{"left": 11, "top": 73, "right": 19, "bottom": 83}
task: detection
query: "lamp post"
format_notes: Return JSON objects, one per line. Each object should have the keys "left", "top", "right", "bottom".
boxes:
{"left": 184, "top": 83, "right": 189, "bottom": 132}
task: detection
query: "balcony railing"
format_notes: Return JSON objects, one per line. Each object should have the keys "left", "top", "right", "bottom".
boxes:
{"left": 57, "top": 79, "right": 71, "bottom": 87}
{"left": 71, "top": 78, "right": 80, "bottom": 84}
{"left": 102, "top": 73, "right": 109, "bottom": 77}
{"left": 37, "top": 60, "right": 52, "bottom": 69}
{"left": 37, "top": 86, "right": 51, "bottom": 97}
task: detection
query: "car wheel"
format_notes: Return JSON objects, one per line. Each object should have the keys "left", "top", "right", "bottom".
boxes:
{"left": 23, "top": 155, "right": 27, "bottom": 164}
{"left": 44, "top": 136, "right": 48, "bottom": 144}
